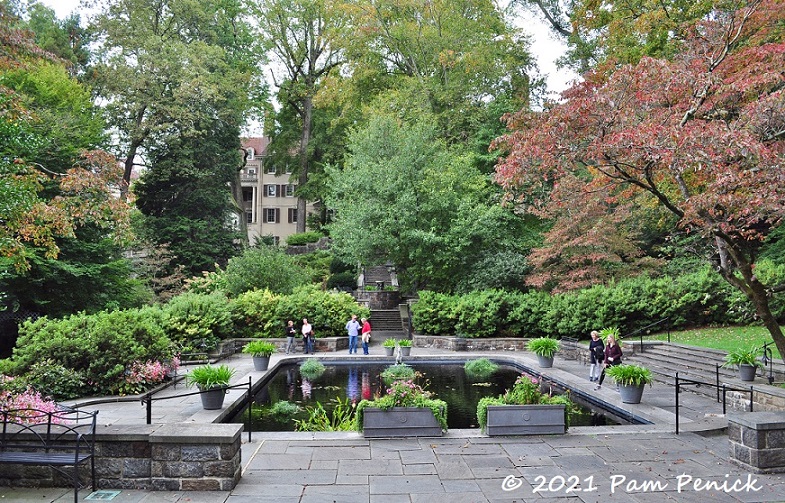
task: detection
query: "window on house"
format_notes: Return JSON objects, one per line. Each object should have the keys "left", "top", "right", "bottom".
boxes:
{"left": 265, "top": 184, "right": 277, "bottom": 197}
{"left": 267, "top": 164, "right": 276, "bottom": 174}
{"left": 264, "top": 208, "right": 279, "bottom": 223}
{"left": 246, "top": 211, "right": 253, "bottom": 223}
{"left": 242, "top": 188, "right": 254, "bottom": 202}
{"left": 288, "top": 208, "right": 298, "bottom": 223}
{"left": 247, "top": 168, "right": 256, "bottom": 176}
{"left": 246, "top": 147, "right": 254, "bottom": 159}
{"left": 285, "top": 184, "right": 295, "bottom": 197}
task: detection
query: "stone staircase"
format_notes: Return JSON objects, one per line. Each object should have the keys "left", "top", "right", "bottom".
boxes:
{"left": 361, "top": 265, "right": 395, "bottom": 289}
{"left": 623, "top": 342, "right": 785, "bottom": 401}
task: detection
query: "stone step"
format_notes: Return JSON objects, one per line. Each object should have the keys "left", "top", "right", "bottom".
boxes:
{"left": 369, "top": 309, "right": 404, "bottom": 331}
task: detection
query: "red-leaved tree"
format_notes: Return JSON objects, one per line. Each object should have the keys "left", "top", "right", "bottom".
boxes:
{"left": 494, "top": 0, "right": 785, "bottom": 358}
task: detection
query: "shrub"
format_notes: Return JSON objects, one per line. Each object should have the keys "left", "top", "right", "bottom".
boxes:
{"left": 20, "top": 359, "right": 86, "bottom": 401}
{"left": 222, "top": 246, "right": 312, "bottom": 297}
{"left": 299, "top": 359, "right": 326, "bottom": 380}
{"left": 268, "top": 401, "right": 300, "bottom": 422}
{"left": 380, "top": 364, "right": 416, "bottom": 381}
{"left": 117, "top": 360, "right": 168, "bottom": 396}
{"left": 163, "top": 291, "right": 233, "bottom": 350}
{"left": 231, "top": 289, "right": 281, "bottom": 339}
{"left": 273, "top": 285, "right": 370, "bottom": 338}
{"left": 0, "top": 386, "right": 62, "bottom": 424}
{"left": 286, "top": 231, "right": 324, "bottom": 246}
{"left": 464, "top": 358, "right": 499, "bottom": 380}
{"left": 11, "top": 307, "right": 172, "bottom": 396}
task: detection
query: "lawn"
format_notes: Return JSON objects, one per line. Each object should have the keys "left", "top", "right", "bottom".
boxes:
{"left": 648, "top": 326, "right": 782, "bottom": 360}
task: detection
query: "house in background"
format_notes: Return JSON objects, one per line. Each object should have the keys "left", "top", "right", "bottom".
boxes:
{"left": 239, "top": 137, "right": 314, "bottom": 245}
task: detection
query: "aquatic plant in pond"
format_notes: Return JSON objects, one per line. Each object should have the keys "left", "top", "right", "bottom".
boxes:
{"left": 464, "top": 358, "right": 499, "bottom": 380}
{"left": 380, "top": 363, "right": 416, "bottom": 382}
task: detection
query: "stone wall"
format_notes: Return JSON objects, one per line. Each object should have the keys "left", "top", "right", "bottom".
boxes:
{"left": 0, "top": 423, "right": 243, "bottom": 491}
{"left": 728, "top": 411, "right": 785, "bottom": 473}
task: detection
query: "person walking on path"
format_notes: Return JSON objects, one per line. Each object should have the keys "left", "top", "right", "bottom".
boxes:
{"left": 284, "top": 320, "right": 297, "bottom": 354}
{"left": 588, "top": 330, "right": 605, "bottom": 381}
{"left": 361, "top": 317, "right": 372, "bottom": 355}
{"left": 595, "top": 333, "right": 622, "bottom": 390}
{"left": 302, "top": 318, "right": 314, "bottom": 354}
{"left": 346, "top": 314, "right": 361, "bottom": 354}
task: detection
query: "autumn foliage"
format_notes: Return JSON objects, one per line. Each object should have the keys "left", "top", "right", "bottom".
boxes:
{"left": 494, "top": 0, "right": 785, "bottom": 354}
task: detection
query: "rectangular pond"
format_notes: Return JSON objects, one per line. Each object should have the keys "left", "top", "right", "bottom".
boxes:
{"left": 228, "top": 361, "right": 628, "bottom": 431}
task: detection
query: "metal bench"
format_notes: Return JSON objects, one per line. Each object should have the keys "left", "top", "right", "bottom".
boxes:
{"left": 0, "top": 407, "right": 97, "bottom": 503}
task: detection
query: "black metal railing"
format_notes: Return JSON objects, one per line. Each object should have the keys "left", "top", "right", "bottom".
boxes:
{"left": 760, "top": 341, "right": 776, "bottom": 385}
{"left": 674, "top": 372, "right": 754, "bottom": 434}
{"left": 140, "top": 376, "right": 254, "bottom": 442}
{"left": 624, "top": 318, "right": 670, "bottom": 353}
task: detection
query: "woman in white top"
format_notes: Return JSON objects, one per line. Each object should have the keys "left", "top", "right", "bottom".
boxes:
{"left": 301, "top": 318, "right": 314, "bottom": 354}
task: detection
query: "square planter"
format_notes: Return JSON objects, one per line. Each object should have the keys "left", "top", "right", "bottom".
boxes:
{"left": 362, "top": 407, "right": 444, "bottom": 438}
{"left": 486, "top": 404, "right": 566, "bottom": 436}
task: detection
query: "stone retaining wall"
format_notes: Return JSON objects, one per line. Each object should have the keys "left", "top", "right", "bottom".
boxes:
{"left": 728, "top": 411, "right": 785, "bottom": 473}
{"left": 0, "top": 423, "right": 243, "bottom": 491}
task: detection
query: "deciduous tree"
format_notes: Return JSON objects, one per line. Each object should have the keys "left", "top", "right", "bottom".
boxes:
{"left": 494, "top": 0, "right": 785, "bottom": 357}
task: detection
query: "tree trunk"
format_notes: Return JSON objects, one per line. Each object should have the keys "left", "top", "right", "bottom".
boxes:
{"left": 296, "top": 94, "right": 313, "bottom": 234}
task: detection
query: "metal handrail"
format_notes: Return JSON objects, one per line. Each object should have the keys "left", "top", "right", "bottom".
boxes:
{"left": 625, "top": 318, "right": 670, "bottom": 353}
{"left": 674, "top": 372, "right": 754, "bottom": 434}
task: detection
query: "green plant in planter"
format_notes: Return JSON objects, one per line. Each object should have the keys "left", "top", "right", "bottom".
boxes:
{"left": 381, "top": 363, "right": 416, "bottom": 381}
{"left": 464, "top": 358, "right": 499, "bottom": 380}
{"left": 355, "top": 380, "right": 448, "bottom": 432}
{"left": 604, "top": 364, "right": 653, "bottom": 386}
{"left": 299, "top": 359, "right": 326, "bottom": 379}
{"left": 723, "top": 347, "right": 762, "bottom": 368}
{"left": 397, "top": 339, "right": 412, "bottom": 347}
{"left": 242, "top": 340, "right": 277, "bottom": 357}
{"left": 476, "top": 373, "right": 573, "bottom": 433}
{"left": 526, "top": 337, "right": 560, "bottom": 357}
{"left": 383, "top": 338, "right": 398, "bottom": 348}
{"left": 599, "top": 327, "right": 621, "bottom": 343}
{"left": 185, "top": 364, "right": 235, "bottom": 389}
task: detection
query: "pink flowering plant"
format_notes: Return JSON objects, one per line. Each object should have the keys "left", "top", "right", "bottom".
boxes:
{"left": 0, "top": 376, "right": 63, "bottom": 424}
{"left": 477, "top": 372, "right": 573, "bottom": 433}
{"left": 116, "top": 360, "right": 169, "bottom": 395}
{"left": 354, "top": 379, "right": 448, "bottom": 432}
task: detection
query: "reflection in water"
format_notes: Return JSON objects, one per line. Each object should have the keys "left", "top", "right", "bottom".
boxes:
{"left": 361, "top": 372, "right": 371, "bottom": 400}
{"left": 347, "top": 368, "right": 359, "bottom": 405}
{"left": 286, "top": 368, "right": 296, "bottom": 401}
{"left": 301, "top": 377, "right": 312, "bottom": 399}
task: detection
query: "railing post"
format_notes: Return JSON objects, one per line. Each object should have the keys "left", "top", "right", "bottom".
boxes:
{"left": 675, "top": 372, "right": 680, "bottom": 435}
{"left": 247, "top": 376, "right": 253, "bottom": 443}
{"left": 750, "top": 386, "right": 754, "bottom": 412}
{"left": 716, "top": 364, "right": 720, "bottom": 402}
{"left": 144, "top": 394, "right": 152, "bottom": 425}
{"left": 722, "top": 385, "right": 727, "bottom": 415}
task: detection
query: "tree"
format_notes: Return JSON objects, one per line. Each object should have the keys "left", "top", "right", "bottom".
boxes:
{"left": 494, "top": 0, "right": 785, "bottom": 358}
{"left": 249, "top": 0, "right": 346, "bottom": 232}
{"left": 327, "top": 114, "right": 532, "bottom": 292}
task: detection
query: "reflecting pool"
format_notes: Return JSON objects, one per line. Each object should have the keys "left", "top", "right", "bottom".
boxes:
{"left": 229, "top": 361, "right": 624, "bottom": 431}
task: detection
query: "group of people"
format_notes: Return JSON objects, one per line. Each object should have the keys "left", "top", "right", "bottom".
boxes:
{"left": 345, "top": 314, "right": 372, "bottom": 355}
{"left": 588, "top": 330, "right": 623, "bottom": 390}
{"left": 282, "top": 315, "right": 372, "bottom": 355}
{"left": 284, "top": 318, "right": 316, "bottom": 355}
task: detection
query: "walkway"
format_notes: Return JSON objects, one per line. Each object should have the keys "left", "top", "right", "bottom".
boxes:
{"left": 6, "top": 343, "right": 785, "bottom": 502}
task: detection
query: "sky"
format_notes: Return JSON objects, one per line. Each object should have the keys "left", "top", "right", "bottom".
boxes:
{"left": 37, "top": 0, "right": 577, "bottom": 99}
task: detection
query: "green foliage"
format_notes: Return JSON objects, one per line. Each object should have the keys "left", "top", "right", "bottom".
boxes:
{"left": 397, "top": 339, "right": 412, "bottom": 347}
{"left": 19, "top": 359, "right": 86, "bottom": 401}
{"left": 604, "top": 364, "right": 653, "bottom": 386}
{"left": 230, "top": 289, "right": 281, "bottom": 339}
{"left": 723, "top": 347, "right": 763, "bottom": 368}
{"left": 10, "top": 307, "right": 172, "bottom": 396}
{"left": 299, "top": 359, "right": 326, "bottom": 380}
{"left": 286, "top": 231, "right": 324, "bottom": 246}
{"left": 243, "top": 340, "right": 276, "bottom": 357}
{"left": 464, "top": 358, "right": 499, "bottom": 381}
{"left": 163, "top": 291, "right": 234, "bottom": 350}
{"left": 382, "top": 338, "right": 397, "bottom": 348}
{"left": 526, "top": 337, "right": 560, "bottom": 357}
{"left": 185, "top": 364, "right": 235, "bottom": 389}
{"left": 355, "top": 380, "right": 448, "bottom": 432}
{"left": 380, "top": 364, "right": 416, "bottom": 381}
{"left": 223, "top": 246, "right": 312, "bottom": 297}
{"left": 598, "top": 327, "right": 620, "bottom": 343}
{"left": 476, "top": 373, "right": 573, "bottom": 432}
{"left": 272, "top": 285, "right": 370, "bottom": 338}
{"left": 294, "top": 397, "right": 357, "bottom": 432}
{"left": 268, "top": 401, "right": 301, "bottom": 422}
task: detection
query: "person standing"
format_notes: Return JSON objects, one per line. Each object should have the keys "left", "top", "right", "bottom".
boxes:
{"left": 301, "top": 318, "right": 314, "bottom": 354}
{"left": 361, "top": 317, "right": 372, "bottom": 355}
{"left": 346, "top": 314, "right": 361, "bottom": 354}
{"left": 588, "top": 330, "right": 605, "bottom": 382}
{"left": 595, "top": 334, "right": 623, "bottom": 390}
{"left": 284, "top": 320, "right": 297, "bottom": 355}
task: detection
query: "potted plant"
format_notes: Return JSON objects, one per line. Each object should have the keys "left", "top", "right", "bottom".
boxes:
{"left": 723, "top": 347, "right": 762, "bottom": 381}
{"left": 185, "top": 364, "right": 236, "bottom": 410}
{"left": 477, "top": 373, "right": 571, "bottom": 435}
{"left": 527, "top": 337, "right": 560, "bottom": 368}
{"left": 398, "top": 338, "right": 412, "bottom": 356}
{"left": 243, "top": 340, "right": 277, "bottom": 371}
{"left": 356, "top": 380, "right": 447, "bottom": 437}
{"left": 604, "top": 364, "right": 653, "bottom": 404}
{"left": 383, "top": 338, "right": 397, "bottom": 357}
